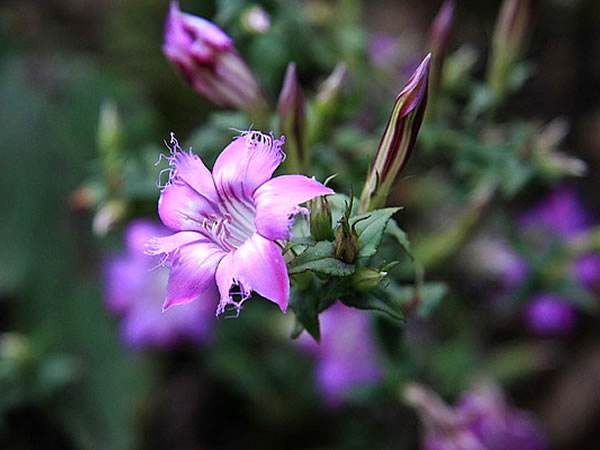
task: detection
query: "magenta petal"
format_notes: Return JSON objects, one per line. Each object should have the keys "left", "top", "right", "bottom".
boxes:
{"left": 158, "top": 181, "right": 219, "bottom": 231}
{"left": 212, "top": 132, "right": 285, "bottom": 201}
{"left": 254, "top": 175, "right": 334, "bottom": 240}
{"left": 145, "top": 231, "right": 205, "bottom": 256}
{"left": 171, "top": 151, "right": 220, "bottom": 202}
{"left": 215, "top": 233, "right": 289, "bottom": 313}
{"left": 163, "top": 240, "right": 225, "bottom": 309}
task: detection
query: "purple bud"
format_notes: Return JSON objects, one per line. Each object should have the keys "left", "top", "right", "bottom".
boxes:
{"left": 163, "top": 2, "right": 267, "bottom": 112}
{"left": 524, "top": 294, "right": 577, "bottom": 336}
{"left": 278, "top": 63, "right": 307, "bottom": 172}
{"left": 360, "top": 54, "right": 430, "bottom": 212}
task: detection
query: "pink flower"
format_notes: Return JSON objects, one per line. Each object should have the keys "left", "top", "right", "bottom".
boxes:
{"left": 146, "top": 132, "right": 333, "bottom": 316}
{"left": 104, "top": 220, "right": 216, "bottom": 349}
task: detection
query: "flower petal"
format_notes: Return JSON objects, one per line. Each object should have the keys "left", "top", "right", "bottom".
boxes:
{"left": 215, "top": 233, "right": 289, "bottom": 314}
{"left": 169, "top": 150, "right": 220, "bottom": 204}
{"left": 163, "top": 239, "right": 225, "bottom": 310}
{"left": 212, "top": 131, "right": 285, "bottom": 202}
{"left": 158, "top": 182, "right": 219, "bottom": 231}
{"left": 253, "top": 175, "right": 334, "bottom": 240}
{"left": 145, "top": 231, "right": 205, "bottom": 256}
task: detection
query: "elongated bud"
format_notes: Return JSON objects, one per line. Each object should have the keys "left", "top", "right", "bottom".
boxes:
{"left": 163, "top": 1, "right": 267, "bottom": 113}
{"left": 278, "top": 63, "right": 307, "bottom": 173}
{"left": 309, "top": 195, "right": 334, "bottom": 241}
{"left": 335, "top": 216, "right": 359, "bottom": 263}
{"left": 351, "top": 267, "right": 387, "bottom": 291}
{"left": 487, "top": 0, "right": 539, "bottom": 99}
{"left": 360, "top": 54, "right": 430, "bottom": 212}
{"left": 308, "top": 63, "right": 349, "bottom": 144}
{"left": 427, "top": 0, "right": 455, "bottom": 118}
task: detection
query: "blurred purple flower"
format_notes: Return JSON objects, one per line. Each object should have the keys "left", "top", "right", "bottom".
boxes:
{"left": 524, "top": 294, "right": 577, "bottom": 336}
{"left": 406, "top": 382, "right": 547, "bottom": 450}
{"left": 574, "top": 253, "right": 600, "bottom": 292}
{"left": 147, "top": 132, "right": 332, "bottom": 316}
{"left": 104, "top": 220, "right": 215, "bottom": 349}
{"left": 163, "top": 2, "right": 267, "bottom": 111}
{"left": 518, "top": 186, "right": 590, "bottom": 238}
{"left": 298, "top": 303, "right": 382, "bottom": 406}
{"left": 491, "top": 186, "right": 599, "bottom": 335}
{"left": 368, "top": 33, "right": 399, "bottom": 68}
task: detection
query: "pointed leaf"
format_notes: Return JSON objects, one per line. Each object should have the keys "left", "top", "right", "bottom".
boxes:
{"left": 351, "top": 207, "right": 401, "bottom": 258}
{"left": 288, "top": 241, "right": 355, "bottom": 276}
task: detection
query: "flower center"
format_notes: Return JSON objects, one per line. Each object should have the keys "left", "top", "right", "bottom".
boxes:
{"left": 201, "top": 198, "right": 257, "bottom": 251}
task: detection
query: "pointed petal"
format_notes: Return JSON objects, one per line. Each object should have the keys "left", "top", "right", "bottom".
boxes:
{"left": 158, "top": 182, "right": 219, "bottom": 231}
{"left": 145, "top": 231, "right": 205, "bottom": 256}
{"left": 212, "top": 132, "right": 285, "bottom": 202}
{"left": 215, "top": 233, "right": 289, "bottom": 314}
{"left": 170, "top": 150, "right": 220, "bottom": 203}
{"left": 253, "top": 175, "right": 334, "bottom": 240}
{"left": 163, "top": 240, "right": 225, "bottom": 309}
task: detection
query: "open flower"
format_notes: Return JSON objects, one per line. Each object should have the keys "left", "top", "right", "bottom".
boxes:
{"left": 146, "top": 132, "right": 333, "bottom": 316}
{"left": 104, "top": 220, "right": 215, "bottom": 348}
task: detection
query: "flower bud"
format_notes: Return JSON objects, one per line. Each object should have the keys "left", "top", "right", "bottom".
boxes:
{"left": 309, "top": 195, "right": 334, "bottom": 241}
{"left": 487, "top": 0, "right": 539, "bottom": 99}
{"left": 351, "top": 267, "right": 387, "bottom": 291}
{"left": 163, "top": 2, "right": 267, "bottom": 113}
{"left": 360, "top": 54, "right": 430, "bottom": 212}
{"left": 335, "top": 216, "right": 359, "bottom": 263}
{"left": 278, "top": 63, "right": 307, "bottom": 173}
{"left": 308, "top": 63, "right": 349, "bottom": 144}
{"left": 427, "top": 0, "right": 455, "bottom": 118}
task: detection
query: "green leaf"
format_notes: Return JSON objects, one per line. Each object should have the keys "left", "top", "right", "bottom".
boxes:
{"left": 341, "top": 288, "right": 404, "bottom": 324}
{"left": 289, "top": 290, "right": 321, "bottom": 341}
{"left": 288, "top": 241, "right": 355, "bottom": 276}
{"left": 385, "top": 219, "right": 412, "bottom": 257}
{"left": 351, "top": 207, "right": 401, "bottom": 258}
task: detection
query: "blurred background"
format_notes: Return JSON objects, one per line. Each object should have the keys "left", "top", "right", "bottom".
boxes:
{"left": 1, "top": 0, "right": 600, "bottom": 449}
